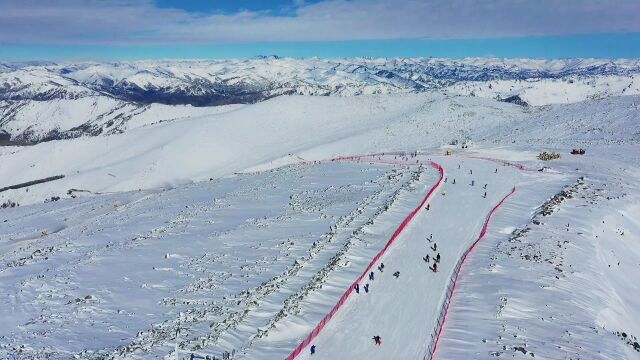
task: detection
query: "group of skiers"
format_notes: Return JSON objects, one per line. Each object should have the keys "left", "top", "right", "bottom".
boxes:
{"left": 424, "top": 233, "right": 441, "bottom": 272}
{"left": 309, "top": 161, "right": 504, "bottom": 356}
{"left": 445, "top": 165, "right": 494, "bottom": 200}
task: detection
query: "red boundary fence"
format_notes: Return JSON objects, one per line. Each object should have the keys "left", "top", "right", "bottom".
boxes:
{"left": 423, "top": 186, "right": 516, "bottom": 360}
{"left": 285, "top": 161, "right": 445, "bottom": 360}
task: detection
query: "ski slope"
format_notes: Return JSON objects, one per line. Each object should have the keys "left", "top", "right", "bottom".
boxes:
{"left": 434, "top": 147, "right": 640, "bottom": 359}
{"left": 1, "top": 91, "right": 639, "bottom": 359}
{"left": 262, "top": 154, "right": 566, "bottom": 360}
{"left": 0, "top": 151, "right": 571, "bottom": 359}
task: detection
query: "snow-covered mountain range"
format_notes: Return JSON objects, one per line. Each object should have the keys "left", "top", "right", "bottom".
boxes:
{"left": 3, "top": 57, "right": 640, "bottom": 102}
{"left": 1, "top": 56, "right": 640, "bottom": 360}
{"left": 2, "top": 57, "right": 640, "bottom": 143}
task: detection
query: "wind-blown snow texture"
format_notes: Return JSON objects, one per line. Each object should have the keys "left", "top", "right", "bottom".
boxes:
{"left": 1, "top": 57, "right": 639, "bottom": 360}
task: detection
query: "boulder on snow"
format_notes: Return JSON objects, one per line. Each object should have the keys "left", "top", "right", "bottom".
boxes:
{"left": 500, "top": 95, "right": 529, "bottom": 107}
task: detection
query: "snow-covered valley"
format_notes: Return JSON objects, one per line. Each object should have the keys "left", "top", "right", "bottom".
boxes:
{"left": 0, "top": 58, "right": 639, "bottom": 360}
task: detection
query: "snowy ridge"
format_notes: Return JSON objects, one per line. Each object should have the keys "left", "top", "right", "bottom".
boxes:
{"left": 0, "top": 96, "right": 242, "bottom": 144}
{"left": 3, "top": 57, "right": 640, "bottom": 104}
{"left": 1, "top": 93, "right": 638, "bottom": 208}
{"left": 2, "top": 57, "right": 640, "bottom": 143}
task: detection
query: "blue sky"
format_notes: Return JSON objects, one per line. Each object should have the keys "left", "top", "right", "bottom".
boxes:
{"left": 1, "top": 0, "right": 640, "bottom": 61}
{"left": 154, "top": 0, "right": 323, "bottom": 15}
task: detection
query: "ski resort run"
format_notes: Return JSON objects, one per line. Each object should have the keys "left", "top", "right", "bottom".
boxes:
{"left": 1, "top": 149, "right": 585, "bottom": 359}
{"left": 0, "top": 72, "right": 639, "bottom": 360}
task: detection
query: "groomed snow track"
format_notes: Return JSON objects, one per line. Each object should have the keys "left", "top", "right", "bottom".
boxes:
{"left": 279, "top": 152, "right": 528, "bottom": 360}
{"left": 424, "top": 187, "right": 516, "bottom": 360}
{"left": 285, "top": 159, "right": 445, "bottom": 360}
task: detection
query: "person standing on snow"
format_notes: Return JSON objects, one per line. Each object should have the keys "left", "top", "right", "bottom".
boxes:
{"left": 373, "top": 336, "right": 382, "bottom": 345}
{"left": 310, "top": 345, "right": 316, "bottom": 355}
{"left": 431, "top": 243, "right": 437, "bottom": 251}
{"left": 354, "top": 283, "right": 360, "bottom": 294}
{"left": 436, "top": 253, "right": 441, "bottom": 263}
{"left": 431, "top": 263, "right": 438, "bottom": 272}
{"left": 364, "top": 284, "right": 370, "bottom": 293}
{"left": 423, "top": 254, "right": 430, "bottom": 263}
{"left": 393, "top": 271, "right": 400, "bottom": 278}
{"left": 369, "top": 271, "right": 375, "bottom": 281}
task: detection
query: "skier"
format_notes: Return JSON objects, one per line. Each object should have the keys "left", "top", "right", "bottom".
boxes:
{"left": 444, "top": 177, "right": 448, "bottom": 183}
{"left": 452, "top": 178, "right": 456, "bottom": 184}
{"left": 470, "top": 169, "right": 473, "bottom": 175}
{"left": 426, "top": 203, "right": 430, "bottom": 211}
{"left": 431, "top": 243, "right": 437, "bottom": 251}
{"left": 471, "top": 180, "right": 475, "bottom": 186}
{"left": 458, "top": 164, "right": 461, "bottom": 169}
{"left": 369, "top": 271, "right": 375, "bottom": 281}
{"left": 354, "top": 283, "right": 360, "bottom": 294}
{"left": 436, "top": 253, "right": 441, "bottom": 263}
{"left": 423, "top": 254, "right": 430, "bottom": 263}
{"left": 393, "top": 271, "right": 400, "bottom": 278}
{"left": 377, "top": 265, "right": 384, "bottom": 272}
{"left": 483, "top": 183, "right": 487, "bottom": 189}
{"left": 364, "top": 284, "right": 370, "bottom": 293}
{"left": 310, "top": 345, "right": 316, "bottom": 355}
{"left": 431, "top": 263, "right": 438, "bottom": 272}
{"left": 373, "top": 336, "right": 382, "bottom": 345}
{"left": 380, "top": 262, "right": 385, "bottom": 270}
{"left": 483, "top": 191, "right": 487, "bottom": 198}
{"left": 495, "top": 168, "right": 498, "bottom": 173}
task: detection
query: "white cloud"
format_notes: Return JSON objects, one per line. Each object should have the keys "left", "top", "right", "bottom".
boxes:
{"left": 1, "top": 0, "right": 639, "bottom": 45}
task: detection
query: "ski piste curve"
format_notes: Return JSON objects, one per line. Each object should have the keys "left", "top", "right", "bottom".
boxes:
{"left": 240, "top": 152, "right": 536, "bottom": 359}
{"left": 285, "top": 160, "right": 445, "bottom": 360}
{"left": 425, "top": 186, "right": 517, "bottom": 360}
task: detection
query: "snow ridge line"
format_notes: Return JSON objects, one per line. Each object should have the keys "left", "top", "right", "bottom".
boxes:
{"left": 424, "top": 186, "right": 517, "bottom": 360}
{"left": 317, "top": 152, "right": 547, "bottom": 175}
{"left": 465, "top": 155, "right": 538, "bottom": 172}
{"left": 285, "top": 161, "right": 445, "bottom": 360}
{"left": 242, "top": 150, "right": 538, "bottom": 176}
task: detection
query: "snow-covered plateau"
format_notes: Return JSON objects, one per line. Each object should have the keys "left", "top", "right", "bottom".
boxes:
{"left": 0, "top": 58, "right": 639, "bottom": 360}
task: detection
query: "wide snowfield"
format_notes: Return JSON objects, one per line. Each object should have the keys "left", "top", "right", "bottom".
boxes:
{"left": 1, "top": 93, "right": 639, "bottom": 359}
{"left": 0, "top": 153, "right": 568, "bottom": 359}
